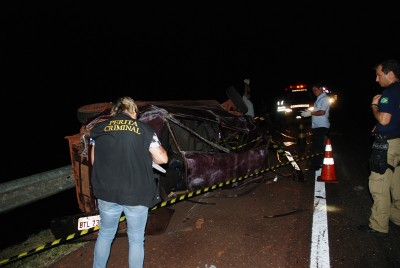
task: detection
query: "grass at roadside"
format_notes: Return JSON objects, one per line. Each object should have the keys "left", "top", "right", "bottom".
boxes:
{"left": 0, "top": 229, "right": 87, "bottom": 268}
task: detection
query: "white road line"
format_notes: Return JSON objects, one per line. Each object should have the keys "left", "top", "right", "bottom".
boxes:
{"left": 309, "top": 170, "right": 330, "bottom": 268}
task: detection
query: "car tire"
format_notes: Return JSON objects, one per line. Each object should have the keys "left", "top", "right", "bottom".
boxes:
{"left": 226, "top": 86, "right": 248, "bottom": 114}
{"left": 76, "top": 102, "right": 113, "bottom": 123}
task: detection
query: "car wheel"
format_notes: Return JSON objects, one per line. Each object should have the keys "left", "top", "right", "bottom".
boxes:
{"left": 226, "top": 86, "right": 248, "bottom": 114}
{"left": 76, "top": 102, "right": 113, "bottom": 123}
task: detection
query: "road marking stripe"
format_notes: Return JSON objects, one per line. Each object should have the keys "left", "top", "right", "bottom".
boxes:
{"left": 310, "top": 170, "right": 330, "bottom": 268}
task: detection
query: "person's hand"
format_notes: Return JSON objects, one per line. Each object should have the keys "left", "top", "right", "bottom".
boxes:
{"left": 372, "top": 94, "right": 381, "bottom": 104}
{"left": 301, "top": 110, "right": 311, "bottom": 117}
{"left": 244, "top": 79, "right": 250, "bottom": 85}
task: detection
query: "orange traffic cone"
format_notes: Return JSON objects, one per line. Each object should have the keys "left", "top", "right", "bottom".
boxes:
{"left": 317, "top": 138, "right": 338, "bottom": 183}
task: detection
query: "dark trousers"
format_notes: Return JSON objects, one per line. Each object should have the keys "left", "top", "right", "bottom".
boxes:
{"left": 311, "top": 127, "right": 329, "bottom": 168}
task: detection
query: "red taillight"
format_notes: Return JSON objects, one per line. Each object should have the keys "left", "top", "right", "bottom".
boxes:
{"left": 289, "top": 84, "right": 305, "bottom": 89}
{"left": 287, "top": 84, "right": 307, "bottom": 92}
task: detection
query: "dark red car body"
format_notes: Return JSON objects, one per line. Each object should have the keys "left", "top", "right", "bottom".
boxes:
{"left": 66, "top": 100, "right": 271, "bottom": 214}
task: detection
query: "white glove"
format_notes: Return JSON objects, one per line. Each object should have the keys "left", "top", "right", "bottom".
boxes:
{"left": 301, "top": 110, "right": 311, "bottom": 117}
{"left": 244, "top": 79, "right": 250, "bottom": 85}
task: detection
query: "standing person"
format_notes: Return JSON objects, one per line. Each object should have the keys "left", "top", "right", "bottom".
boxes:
{"left": 301, "top": 83, "right": 331, "bottom": 171}
{"left": 243, "top": 78, "right": 255, "bottom": 117}
{"left": 358, "top": 59, "right": 400, "bottom": 236}
{"left": 90, "top": 96, "right": 168, "bottom": 268}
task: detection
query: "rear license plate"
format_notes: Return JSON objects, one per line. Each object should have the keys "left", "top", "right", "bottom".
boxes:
{"left": 77, "top": 215, "right": 100, "bottom": 230}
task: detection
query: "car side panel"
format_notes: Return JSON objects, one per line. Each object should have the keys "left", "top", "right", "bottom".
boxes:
{"left": 183, "top": 144, "right": 269, "bottom": 191}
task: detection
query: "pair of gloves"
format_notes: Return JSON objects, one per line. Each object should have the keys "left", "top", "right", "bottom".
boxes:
{"left": 301, "top": 110, "right": 311, "bottom": 117}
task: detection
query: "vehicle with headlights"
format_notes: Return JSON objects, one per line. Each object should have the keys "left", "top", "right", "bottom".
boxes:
{"left": 274, "top": 83, "right": 314, "bottom": 123}
{"left": 273, "top": 83, "right": 337, "bottom": 125}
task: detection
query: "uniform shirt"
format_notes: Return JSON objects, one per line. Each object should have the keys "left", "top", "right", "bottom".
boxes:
{"left": 375, "top": 81, "right": 400, "bottom": 136}
{"left": 90, "top": 112, "right": 161, "bottom": 207}
{"left": 312, "top": 92, "right": 330, "bottom": 129}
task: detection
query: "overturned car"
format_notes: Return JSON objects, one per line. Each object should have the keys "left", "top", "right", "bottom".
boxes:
{"left": 66, "top": 99, "right": 272, "bottom": 217}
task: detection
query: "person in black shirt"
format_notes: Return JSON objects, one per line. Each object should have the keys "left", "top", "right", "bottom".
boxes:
{"left": 358, "top": 59, "right": 400, "bottom": 236}
{"left": 90, "top": 96, "right": 168, "bottom": 268}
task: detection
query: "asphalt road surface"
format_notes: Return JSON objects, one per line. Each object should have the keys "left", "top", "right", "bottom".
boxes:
{"left": 46, "top": 108, "right": 400, "bottom": 268}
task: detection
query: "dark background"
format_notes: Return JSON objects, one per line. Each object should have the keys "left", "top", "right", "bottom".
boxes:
{"left": 2, "top": 2, "right": 399, "bottom": 182}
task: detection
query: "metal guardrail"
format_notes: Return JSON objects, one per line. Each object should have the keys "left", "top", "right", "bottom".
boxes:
{"left": 0, "top": 165, "right": 75, "bottom": 214}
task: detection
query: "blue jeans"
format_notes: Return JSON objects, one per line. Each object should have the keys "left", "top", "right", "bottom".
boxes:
{"left": 93, "top": 199, "right": 149, "bottom": 268}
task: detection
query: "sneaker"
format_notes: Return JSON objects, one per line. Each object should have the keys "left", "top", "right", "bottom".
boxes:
{"left": 357, "top": 224, "right": 387, "bottom": 236}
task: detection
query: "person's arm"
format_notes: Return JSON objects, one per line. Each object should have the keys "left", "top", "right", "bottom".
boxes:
{"left": 371, "top": 105, "right": 391, "bottom": 125}
{"left": 371, "top": 94, "right": 392, "bottom": 126}
{"left": 312, "top": 95, "right": 330, "bottom": 116}
{"left": 90, "top": 138, "right": 95, "bottom": 165}
{"left": 90, "top": 145, "right": 95, "bottom": 165}
{"left": 150, "top": 146, "right": 168, "bottom": 164}
{"left": 302, "top": 107, "right": 326, "bottom": 117}
{"left": 311, "top": 110, "right": 326, "bottom": 116}
{"left": 149, "top": 134, "right": 168, "bottom": 164}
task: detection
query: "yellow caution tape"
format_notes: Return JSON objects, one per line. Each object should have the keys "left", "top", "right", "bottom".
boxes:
{"left": 0, "top": 140, "right": 322, "bottom": 267}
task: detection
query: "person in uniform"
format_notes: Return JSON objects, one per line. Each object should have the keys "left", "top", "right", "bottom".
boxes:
{"left": 358, "top": 59, "right": 400, "bottom": 236}
{"left": 90, "top": 96, "right": 168, "bottom": 267}
{"left": 301, "top": 83, "right": 331, "bottom": 171}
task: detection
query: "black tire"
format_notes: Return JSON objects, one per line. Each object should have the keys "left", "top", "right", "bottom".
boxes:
{"left": 77, "top": 102, "right": 113, "bottom": 123}
{"left": 226, "top": 86, "right": 248, "bottom": 114}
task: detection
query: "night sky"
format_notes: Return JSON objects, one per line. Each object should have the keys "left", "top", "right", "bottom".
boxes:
{"left": 2, "top": 2, "right": 399, "bottom": 182}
